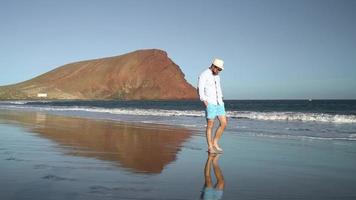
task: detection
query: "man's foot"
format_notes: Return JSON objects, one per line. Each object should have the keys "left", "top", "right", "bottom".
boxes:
{"left": 214, "top": 145, "right": 223, "bottom": 153}
{"left": 213, "top": 140, "right": 223, "bottom": 153}
{"left": 207, "top": 146, "right": 218, "bottom": 154}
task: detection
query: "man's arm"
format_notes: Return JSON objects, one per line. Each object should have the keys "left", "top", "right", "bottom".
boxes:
{"left": 218, "top": 76, "right": 223, "bottom": 101}
{"left": 198, "top": 73, "right": 208, "bottom": 107}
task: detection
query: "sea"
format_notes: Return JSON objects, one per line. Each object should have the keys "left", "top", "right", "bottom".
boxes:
{"left": 1, "top": 99, "right": 356, "bottom": 141}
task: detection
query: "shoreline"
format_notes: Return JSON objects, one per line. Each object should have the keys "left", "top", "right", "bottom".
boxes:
{"left": 1, "top": 106, "right": 356, "bottom": 142}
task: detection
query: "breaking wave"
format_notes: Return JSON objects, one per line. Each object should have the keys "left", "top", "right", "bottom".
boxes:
{"left": 1, "top": 104, "right": 356, "bottom": 124}
{"left": 231, "top": 111, "right": 356, "bottom": 124}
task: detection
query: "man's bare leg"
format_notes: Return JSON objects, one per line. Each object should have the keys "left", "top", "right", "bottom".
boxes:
{"left": 206, "top": 119, "right": 215, "bottom": 152}
{"left": 213, "top": 115, "right": 227, "bottom": 151}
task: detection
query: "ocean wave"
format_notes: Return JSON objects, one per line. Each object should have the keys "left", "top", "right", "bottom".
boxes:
{"left": 1, "top": 105, "right": 356, "bottom": 124}
{"left": 285, "top": 127, "right": 312, "bottom": 131}
{"left": 246, "top": 133, "right": 356, "bottom": 141}
{"left": 2, "top": 101, "right": 29, "bottom": 105}
{"left": 231, "top": 111, "right": 356, "bottom": 124}
{"left": 0, "top": 101, "right": 51, "bottom": 105}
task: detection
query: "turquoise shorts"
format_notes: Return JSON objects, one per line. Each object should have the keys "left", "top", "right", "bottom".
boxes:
{"left": 206, "top": 103, "right": 226, "bottom": 119}
{"left": 202, "top": 187, "right": 224, "bottom": 200}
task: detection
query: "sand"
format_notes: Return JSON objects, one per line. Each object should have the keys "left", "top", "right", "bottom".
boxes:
{"left": 1, "top": 109, "right": 356, "bottom": 200}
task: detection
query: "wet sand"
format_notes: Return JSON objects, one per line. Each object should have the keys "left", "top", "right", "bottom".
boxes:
{"left": 1, "top": 109, "right": 356, "bottom": 200}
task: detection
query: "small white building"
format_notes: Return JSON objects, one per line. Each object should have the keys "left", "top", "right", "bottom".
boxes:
{"left": 37, "top": 93, "right": 48, "bottom": 98}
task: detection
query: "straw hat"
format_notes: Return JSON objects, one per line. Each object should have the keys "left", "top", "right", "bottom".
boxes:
{"left": 212, "top": 58, "right": 224, "bottom": 70}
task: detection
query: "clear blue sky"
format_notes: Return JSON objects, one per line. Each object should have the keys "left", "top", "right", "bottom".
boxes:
{"left": 1, "top": 0, "right": 355, "bottom": 99}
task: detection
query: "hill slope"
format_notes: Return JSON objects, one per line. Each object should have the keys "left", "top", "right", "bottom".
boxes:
{"left": 0, "top": 49, "right": 198, "bottom": 100}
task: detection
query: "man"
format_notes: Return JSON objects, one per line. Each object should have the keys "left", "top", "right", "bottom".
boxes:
{"left": 198, "top": 58, "right": 227, "bottom": 154}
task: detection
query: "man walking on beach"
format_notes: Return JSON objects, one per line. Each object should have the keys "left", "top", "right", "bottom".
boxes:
{"left": 198, "top": 58, "right": 227, "bottom": 154}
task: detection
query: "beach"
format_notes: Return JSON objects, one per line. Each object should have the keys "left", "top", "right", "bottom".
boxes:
{"left": 1, "top": 108, "right": 356, "bottom": 200}
{"left": 2, "top": 0, "right": 356, "bottom": 199}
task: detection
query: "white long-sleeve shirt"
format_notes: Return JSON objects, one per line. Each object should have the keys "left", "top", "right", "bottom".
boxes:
{"left": 198, "top": 68, "right": 224, "bottom": 105}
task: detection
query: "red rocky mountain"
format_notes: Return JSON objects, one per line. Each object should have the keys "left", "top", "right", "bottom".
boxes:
{"left": 0, "top": 49, "right": 198, "bottom": 100}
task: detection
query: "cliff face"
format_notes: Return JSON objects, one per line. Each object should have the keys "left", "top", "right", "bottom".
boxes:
{"left": 0, "top": 49, "right": 198, "bottom": 100}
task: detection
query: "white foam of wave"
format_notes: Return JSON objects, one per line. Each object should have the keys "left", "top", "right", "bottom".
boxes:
{"left": 232, "top": 111, "right": 356, "bottom": 124}
{"left": 2, "top": 101, "right": 29, "bottom": 105}
{"left": 1, "top": 101, "right": 51, "bottom": 105}
{"left": 1, "top": 105, "right": 356, "bottom": 124}
{"left": 248, "top": 133, "right": 356, "bottom": 141}
{"left": 49, "top": 107, "right": 204, "bottom": 117}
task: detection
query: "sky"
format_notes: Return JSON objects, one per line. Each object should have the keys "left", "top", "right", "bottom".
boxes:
{"left": 1, "top": 0, "right": 355, "bottom": 99}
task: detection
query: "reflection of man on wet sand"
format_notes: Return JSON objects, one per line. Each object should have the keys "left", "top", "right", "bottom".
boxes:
{"left": 201, "top": 154, "right": 225, "bottom": 200}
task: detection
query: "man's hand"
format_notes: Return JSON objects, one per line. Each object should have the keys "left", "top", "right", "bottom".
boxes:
{"left": 204, "top": 101, "right": 208, "bottom": 107}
